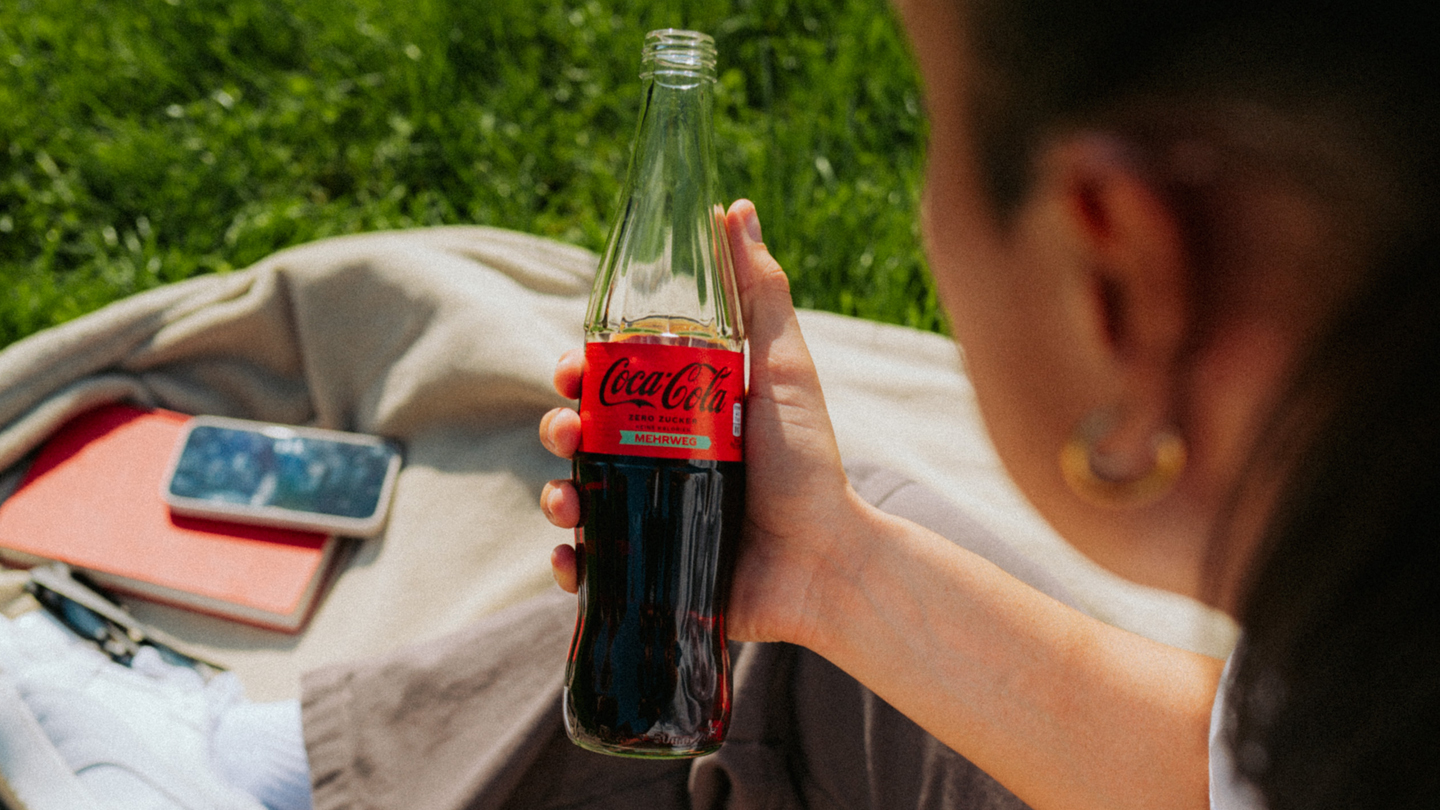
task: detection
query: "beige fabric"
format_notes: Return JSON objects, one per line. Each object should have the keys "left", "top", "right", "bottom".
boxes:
{"left": 0, "top": 226, "right": 1236, "bottom": 702}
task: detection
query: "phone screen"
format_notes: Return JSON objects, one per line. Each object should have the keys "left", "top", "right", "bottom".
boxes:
{"left": 167, "top": 425, "right": 398, "bottom": 519}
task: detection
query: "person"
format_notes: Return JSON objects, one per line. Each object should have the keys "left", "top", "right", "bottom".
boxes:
{"left": 302, "top": 0, "right": 1440, "bottom": 808}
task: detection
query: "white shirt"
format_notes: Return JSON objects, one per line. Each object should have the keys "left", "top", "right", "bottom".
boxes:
{"left": 1210, "top": 649, "right": 1266, "bottom": 810}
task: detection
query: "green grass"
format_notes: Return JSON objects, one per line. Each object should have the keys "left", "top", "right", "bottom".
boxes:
{"left": 0, "top": 0, "right": 934, "bottom": 348}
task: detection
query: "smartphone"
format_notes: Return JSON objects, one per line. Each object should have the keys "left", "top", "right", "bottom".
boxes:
{"left": 162, "top": 415, "right": 402, "bottom": 537}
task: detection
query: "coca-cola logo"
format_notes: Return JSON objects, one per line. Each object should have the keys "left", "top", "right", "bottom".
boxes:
{"left": 597, "top": 357, "right": 732, "bottom": 414}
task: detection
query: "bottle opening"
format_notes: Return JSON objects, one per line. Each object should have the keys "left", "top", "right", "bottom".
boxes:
{"left": 641, "top": 29, "right": 717, "bottom": 84}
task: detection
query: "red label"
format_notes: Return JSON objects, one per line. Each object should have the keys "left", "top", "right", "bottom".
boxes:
{"left": 579, "top": 342, "right": 744, "bottom": 462}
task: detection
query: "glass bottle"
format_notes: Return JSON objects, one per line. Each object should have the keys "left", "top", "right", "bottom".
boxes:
{"left": 564, "top": 28, "right": 745, "bottom": 759}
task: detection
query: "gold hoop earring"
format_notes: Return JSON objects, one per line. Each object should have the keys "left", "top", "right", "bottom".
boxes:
{"left": 1059, "top": 413, "right": 1187, "bottom": 508}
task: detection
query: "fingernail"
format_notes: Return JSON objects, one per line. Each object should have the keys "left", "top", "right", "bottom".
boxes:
{"left": 744, "top": 208, "right": 763, "bottom": 244}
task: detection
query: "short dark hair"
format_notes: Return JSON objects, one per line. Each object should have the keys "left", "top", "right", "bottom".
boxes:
{"left": 958, "top": 1, "right": 1440, "bottom": 807}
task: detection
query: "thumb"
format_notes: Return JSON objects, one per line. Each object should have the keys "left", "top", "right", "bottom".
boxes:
{"left": 725, "top": 199, "right": 831, "bottom": 420}
{"left": 726, "top": 198, "right": 790, "bottom": 330}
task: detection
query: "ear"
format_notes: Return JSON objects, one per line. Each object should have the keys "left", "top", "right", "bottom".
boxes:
{"left": 1044, "top": 135, "right": 1196, "bottom": 473}
{"left": 1055, "top": 136, "right": 1190, "bottom": 368}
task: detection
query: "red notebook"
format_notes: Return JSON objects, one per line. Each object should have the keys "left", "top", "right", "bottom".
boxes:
{"left": 0, "top": 404, "right": 342, "bottom": 632}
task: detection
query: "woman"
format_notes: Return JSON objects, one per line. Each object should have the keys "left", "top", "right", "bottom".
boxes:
{"left": 305, "top": 0, "right": 1439, "bottom": 808}
{"left": 541, "top": 0, "right": 1440, "bottom": 808}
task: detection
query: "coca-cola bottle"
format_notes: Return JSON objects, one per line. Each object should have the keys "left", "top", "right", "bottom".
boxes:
{"left": 564, "top": 28, "right": 745, "bottom": 759}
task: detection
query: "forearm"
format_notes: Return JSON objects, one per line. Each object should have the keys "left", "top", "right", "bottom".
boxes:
{"left": 804, "top": 497, "right": 1222, "bottom": 810}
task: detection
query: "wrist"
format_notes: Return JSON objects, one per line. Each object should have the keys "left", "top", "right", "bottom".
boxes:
{"left": 789, "top": 486, "right": 903, "bottom": 659}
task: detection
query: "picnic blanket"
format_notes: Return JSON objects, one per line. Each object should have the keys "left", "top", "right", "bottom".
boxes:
{"left": 0, "top": 226, "right": 1237, "bottom": 703}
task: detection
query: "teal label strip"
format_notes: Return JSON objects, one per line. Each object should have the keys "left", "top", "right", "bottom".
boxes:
{"left": 619, "top": 430, "right": 712, "bottom": 450}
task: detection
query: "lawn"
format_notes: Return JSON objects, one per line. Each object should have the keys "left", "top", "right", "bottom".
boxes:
{"left": 0, "top": 0, "right": 934, "bottom": 348}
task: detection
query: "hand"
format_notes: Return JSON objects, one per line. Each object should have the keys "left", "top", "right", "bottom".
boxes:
{"left": 538, "top": 198, "right": 870, "bottom": 647}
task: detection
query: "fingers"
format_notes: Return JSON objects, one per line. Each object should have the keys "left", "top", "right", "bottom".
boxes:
{"left": 546, "top": 348, "right": 585, "bottom": 595}
{"left": 541, "top": 478, "right": 580, "bottom": 527}
{"left": 550, "top": 543, "right": 579, "bottom": 594}
{"left": 541, "top": 347, "right": 583, "bottom": 459}
{"left": 539, "top": 407, "right": 581, "bottom": 459}
{"left": 553, "top": 346, "right": 583, "bottom": 400}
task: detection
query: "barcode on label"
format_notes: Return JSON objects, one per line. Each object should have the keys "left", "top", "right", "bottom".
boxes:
{"left": 733, "top": 402, "right": 742, "bottom": 437}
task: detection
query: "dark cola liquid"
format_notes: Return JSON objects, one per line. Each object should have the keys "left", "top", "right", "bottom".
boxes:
{"left": 563, "top": 450, "right": 745, "bottom": 758}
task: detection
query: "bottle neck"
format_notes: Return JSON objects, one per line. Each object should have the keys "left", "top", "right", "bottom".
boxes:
{"left": 585, "top": 29, "right": 742, "bottom": 352}
{"left": 640, "top": 29, "right": 717, "bottom": 88}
